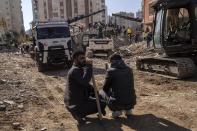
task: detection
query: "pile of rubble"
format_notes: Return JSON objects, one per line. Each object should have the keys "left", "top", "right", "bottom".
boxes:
{"left": 118, "top": 41, "right": 149, "bottom": 57}
{"left": 113, "top": 37, "right": 130, "bottom": 49}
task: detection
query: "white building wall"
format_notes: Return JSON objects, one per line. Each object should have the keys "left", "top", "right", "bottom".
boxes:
{"left": 32, "top": 0, "right": 106, "bottom": 25}
{"left": 105, "top": 6, "right": 108, "bottom": 24}
{"left": 38, "top": 0, "right": 45, "bottom": 21}
{"left": 0, "top": 0, "right": 24, "bottom": 33}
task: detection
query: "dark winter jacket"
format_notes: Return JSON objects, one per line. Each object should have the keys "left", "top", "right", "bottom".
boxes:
{"left": 103, "top": 60, "right": 136, "bottom": 111}
{"left": 64, "top": 64, "right": 93, "bottom": 110}
{"left": 147, "top": 32, "right": 152, "bottom": 42}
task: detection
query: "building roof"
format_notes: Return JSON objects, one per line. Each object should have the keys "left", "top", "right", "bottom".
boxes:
{"left": 153, "top": 0, "right": 197, "bottom": 9}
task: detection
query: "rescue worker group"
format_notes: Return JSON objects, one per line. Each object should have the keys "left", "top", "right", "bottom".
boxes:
{"left": 64, "top": 51, "right": 136, "bottom": 124}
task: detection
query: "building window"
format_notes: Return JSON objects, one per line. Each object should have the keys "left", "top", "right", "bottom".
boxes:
{"left": 60, "top": 10, "right": 64, "bottom": 14}
{"left": 66, "top": 0, "right": 72, "bottom": 18}
{"left": 53, "top": 13, "right": 58, "bottom": 17}
{"left": 149, "top": 4, "right": 154, "bottom": 16}
{"left": 90, "top": 1, "right": 92, "bottom": 6}
{"left": 43, "top": 0, "right": 47, "bottom": 18}
{"left": 44, "top": 1, "right": 46, "bottom": 6}
{"left": 48, "top": 0, "right": 53, "bottom": 18}
{"left": 60, "top": 1, "right": 64, "bottom": 17}
{"left": 60, "top": 2, "right": 63, "bottom": 6}
{"left": 74, "top": 0, "right": 78, "bottom": 14}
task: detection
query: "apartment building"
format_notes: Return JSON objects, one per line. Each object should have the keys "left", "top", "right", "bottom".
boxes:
{"left": 111, "top": 12, "right": 141, "bottom": 29}
{"left": 142, "top": 0, "right": 157, "bottom": 30}
{"left": 0, "top": 0, "right": 24, "bottom": 34}
{"left": 136, "top": 10, "right": 142, "bottom": 19}
{"left": 32, "top": 0, "right": 106, "bottom": 26}
{"left": 92, "top": 0, "right": 106, "bottom": 23}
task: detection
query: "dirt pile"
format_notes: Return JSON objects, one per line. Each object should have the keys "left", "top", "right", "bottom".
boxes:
{"left": 113, "top": 37, "right": 130, "bottom": 49}
{"left": 127, "top": 42, "right": 147, "bottom": 56}
{"left": 117, "top": 41, "right": 152, "bottom": 57}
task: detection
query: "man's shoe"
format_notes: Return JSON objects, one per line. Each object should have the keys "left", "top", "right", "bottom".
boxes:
{"left": 125, "top": 110, "right": 132, "bottom": 117}
{"left": 73, "top": 115, "right": 86, "bottom": 125}
{"left": 101, "top": 109, "right": 106, "bottom": 116}
{"left": 110, "top": 111, "right": 122, "bottom": 118}
{"left": 97, "top": 109, "right": 106, "bottom": 118}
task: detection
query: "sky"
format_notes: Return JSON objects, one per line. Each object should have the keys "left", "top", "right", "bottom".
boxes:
{"left": 22, "top": 0, "right": 142, "bottom": 30}
{"left": 106, "top": 0, "right": 141, "bottom": 15}
{"left": 22, "top": 0, "right": 33, "bottom": 31}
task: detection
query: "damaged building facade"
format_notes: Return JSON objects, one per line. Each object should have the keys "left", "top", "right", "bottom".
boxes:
{"left": 31, "top": 0, "right": 106, "bottom": 26}
{"left": 142, "top": 0, "right": 156, "bottom": 31}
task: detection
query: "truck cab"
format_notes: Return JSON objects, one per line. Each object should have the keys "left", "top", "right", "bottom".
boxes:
{"left": 32, "top": 21, "right": 72, "bottom": 72}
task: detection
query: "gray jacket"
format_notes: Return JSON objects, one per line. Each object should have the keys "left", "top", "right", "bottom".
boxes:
{"left": 64, "top": 64, "right": 93, "bottom": 109}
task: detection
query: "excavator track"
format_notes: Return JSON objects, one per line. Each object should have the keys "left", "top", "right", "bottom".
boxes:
{"left": 136, "top": 57, "right": 196, "bottom": 79}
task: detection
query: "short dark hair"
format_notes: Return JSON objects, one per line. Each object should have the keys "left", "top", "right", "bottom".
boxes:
{"left": 72, "top": 50, "right": 85, "bottom": 60}
{"left": 109, "top": 53, "right": 122, "bottom": 61}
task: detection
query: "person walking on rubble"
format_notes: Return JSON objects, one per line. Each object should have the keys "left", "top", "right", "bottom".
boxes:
{"left": 64, "top": 51, "right": 106, "bottom": 124}
{"left": 145, "top": 27, "right": 152, "bottom": 48}
{"left": 101, "top": 53, "right": 136, "bottom": 118}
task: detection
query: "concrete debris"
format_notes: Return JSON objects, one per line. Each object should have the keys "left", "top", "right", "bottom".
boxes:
{"left": 0, "top": 105, "right": 6, "bottom": 111}
{"left": 3, "top": 100, "right": 15, "bottom": 105}
{"left": 12, "top": 122, "right": 21, "bottom": 129}
{"left": 0, "top": 101, "right": 4, "bottom": 105}
{"left": 18, "top": 104, "right": 24, "bottom": 109}
{"left": 20, "top": 90, "right": 26, "bottom": 93}
{"left": 0, "top": 79, "right": 7, "bottom": 84}
{"left": 41, "top": 127, "right": 47, "bottom": 131}
{"left": 14, "top": 96, "right": 21, "bottom": 101}
{"left": 117, "top": 41, "right": 148, "bottom": 57}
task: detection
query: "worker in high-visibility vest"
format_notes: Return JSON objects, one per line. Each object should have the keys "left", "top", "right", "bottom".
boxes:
{"left": 127, "top": 28, "right": 132, "bottom": 35}
{"left": 0, "top": 20, "right": 6, "bottom": 28}
{"left": 127, "top": 28, "right": 133, "bottom": 43}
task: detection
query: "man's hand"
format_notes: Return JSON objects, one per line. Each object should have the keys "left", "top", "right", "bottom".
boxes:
{"left": 86, "top": 59, "right": 93, "bottom": 65}
{"left": 99, "top": 89, "right": 109, "bottom": 100}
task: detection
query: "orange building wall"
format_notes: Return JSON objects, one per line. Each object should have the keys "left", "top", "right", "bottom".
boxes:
{"left": 143, "top": 0, "right": 156, "bottom": 31}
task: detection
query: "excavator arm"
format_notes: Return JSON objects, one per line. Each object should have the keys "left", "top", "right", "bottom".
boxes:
{"left": 112, "top": 13, "right": 142, "bottom": 23}
{"left": 68, "top": 9, "right": 105, "bottom": 24}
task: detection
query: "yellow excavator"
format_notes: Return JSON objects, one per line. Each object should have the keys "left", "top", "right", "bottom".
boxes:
{"left": 136, "top": 0, "right": 197, "bottom": 79}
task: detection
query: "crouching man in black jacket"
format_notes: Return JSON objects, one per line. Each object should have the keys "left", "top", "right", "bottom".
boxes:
{"left": 101, "top": 54, "right": 136, "bottom": 118}
{"left": 64, "top": 51, "right": 106, "bottom": 124}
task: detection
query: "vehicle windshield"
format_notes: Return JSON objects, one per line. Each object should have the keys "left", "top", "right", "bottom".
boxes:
{"left": 195, "top": 6, "right": 197, "bottom": 40}
{"left": 37, "top": 27, "right": 70, "bottom": 39}
{"left": 195, "top": 6, "right": 197, "bottom": 19}
{"left": 154, "top": 9, "right": 163, "bottom": 48}
{"left": 164, "top": 8, "right": 190, "bottom": 45}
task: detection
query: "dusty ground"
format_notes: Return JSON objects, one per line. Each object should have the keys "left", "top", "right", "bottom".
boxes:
{"left": 0, "top": 49, "right": 196, "bottom": 131}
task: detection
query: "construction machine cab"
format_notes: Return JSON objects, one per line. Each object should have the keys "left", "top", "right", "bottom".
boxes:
{"left": 152, "top": 0, "right": 197, "bottom": 56}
